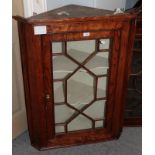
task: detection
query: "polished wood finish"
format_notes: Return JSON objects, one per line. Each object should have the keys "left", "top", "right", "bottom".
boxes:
{"left": 13, "top": 5, "right": 137, "bottom": 150}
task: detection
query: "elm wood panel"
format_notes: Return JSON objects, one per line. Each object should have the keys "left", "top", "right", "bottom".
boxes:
{"left": 27, "top": 5, "right": 136, "bottom": 24}
{"left": 42, "top": 36, "right": 55, "bottom": 139}
{"left": 17, "top": 22, "right": 34, "bottom": 142}
{"left": 45, "top": 21, "right": 123, "bottom": 34}
{"left": 50, "top": 31, "right": 114, "bottom": 42}
{"left": 105, "top": 30, "right": 121, "bottom": 132}
{"left": 20, "top": 23, "right": 48, "bottom": 147}
{"left": 111, "top": 21, "right": 136, "bottom": 137}
{"left": 25, "top": 24, "right": 46, "bottom": 146}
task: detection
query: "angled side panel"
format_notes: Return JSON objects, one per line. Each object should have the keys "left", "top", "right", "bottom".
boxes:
{"left": 17, "top": 22, "right": 48, "bottom": 148}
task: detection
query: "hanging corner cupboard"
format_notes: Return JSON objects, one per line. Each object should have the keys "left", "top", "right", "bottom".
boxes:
{"left": 13, "top": 5, "right": 137, "bottom": 150}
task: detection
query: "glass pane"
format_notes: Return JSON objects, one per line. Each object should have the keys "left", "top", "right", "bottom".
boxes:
{"left": 85, "top": 52, "right": 109, "bottom": 75}
{"left": 54, "top": 82, "right": 64, "bottom": 103}
{"left": 53, "top": 55, "right": 78, "bottom": 79}
{"left": 67, "top": 40, "right": 95, "bottom": 63}
{"left": 97, "top": 77, "right": 107, "bottom": 98}
{"left": 83, "top": 100, "right": 106, "bottom": 119}
{"left": 52, "top": 42, "right": 64, "bottom": 53}
{"left": 99, "top": 39, "right": 110, "bottom": 50}
{"left": 52, "top": 39, "right": 111, "bottom": 134}
{"left": 95, "top": 120, "right": 104, "bottom": 128}
{"left": 55, "top": 125, "right": 65, "bottom": 133}
{"left": 68, "top": 114, "right": 92, "bottom": 132}
{"left": 67, "top": 68, "right": 94, "bottom": 110}
{"left": 55, "top": 105, "right": 75, "bottom": 123}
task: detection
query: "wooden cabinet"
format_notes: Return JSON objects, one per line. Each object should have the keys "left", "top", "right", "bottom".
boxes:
{"left": 13, "top": 5, "right": 136, "bottom": 150}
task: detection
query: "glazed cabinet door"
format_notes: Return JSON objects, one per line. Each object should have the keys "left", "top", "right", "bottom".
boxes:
{"left": 42, "top": 30, "right": 122, "bottom": 147}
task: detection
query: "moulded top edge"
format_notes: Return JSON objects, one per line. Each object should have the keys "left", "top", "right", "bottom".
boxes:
{"left": 26, "top": 5, "right": 137, "bottom": 23}
{"left": 13, "top": 5, "right": 137, "bottom": 24}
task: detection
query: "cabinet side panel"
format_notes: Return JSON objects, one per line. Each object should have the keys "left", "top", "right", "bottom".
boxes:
{"left": 111, "top": 20, "right": 136, "bottom": 137}
{"left": 18, "top": 22, "right": 48, "bottom": 148}
{"left": 17, "top": 22, "right": 34, "bottom": 142}
{"left": 105, "top": 30, "right": 121, "bottom": 132}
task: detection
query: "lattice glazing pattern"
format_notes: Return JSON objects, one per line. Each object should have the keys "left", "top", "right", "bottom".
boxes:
{"left": 52, "top": 39, "right": 111, "bottom": 134}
